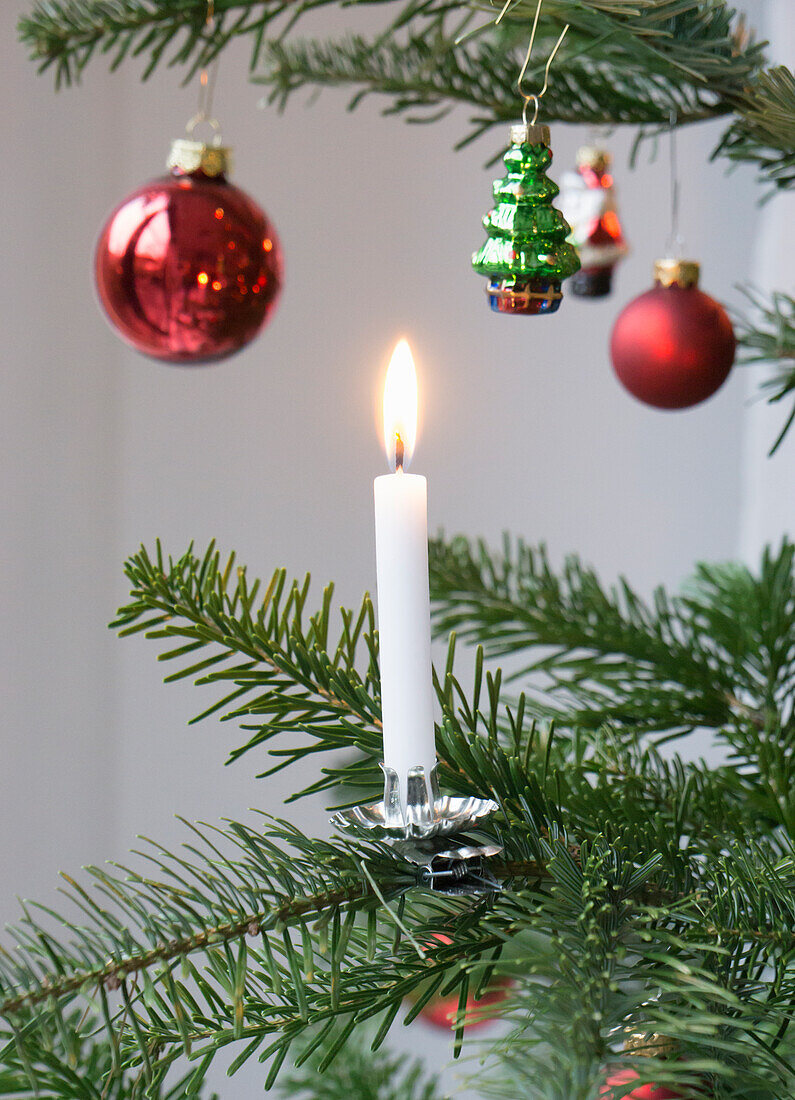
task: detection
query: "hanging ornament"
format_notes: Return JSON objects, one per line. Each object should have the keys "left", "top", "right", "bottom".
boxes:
{"left": 473, "top": 122, "right": 580, "bottom": 315}
{"left": 411, "top": 934, "right": 512, "bottom": 1030}
{"left": 95, "top": 138, "right": 283, "bottom": 364}
{"left": 472, "top": 6, "right": 579, "bottom": 315}
{"left": 609, "top": 109, "right": 733, "bottom": 409}
{"left": 95, "top": 2, "right": 283, "bottom": 365}
{"left": 610, "top": 259, "right": 735, "bottom": 409}
{"left": 560, "top": 145, "right": 628, "bottom": 298}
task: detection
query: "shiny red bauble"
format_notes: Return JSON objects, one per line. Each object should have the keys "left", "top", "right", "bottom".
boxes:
{"left": 600, "top": 1069, "right": 687, "bottom": 1099}
{"left": 95, "top": 140, "right": 283, "bottom": 364}
{"left": 610, "top": 260, "right": 735, "bottom": 410}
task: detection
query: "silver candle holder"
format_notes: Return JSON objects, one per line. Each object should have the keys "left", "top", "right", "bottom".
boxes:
{"left": 331, "top": 763, "right": 502, "bottom": 893}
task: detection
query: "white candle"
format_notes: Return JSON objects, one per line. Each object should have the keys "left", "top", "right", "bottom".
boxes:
{"left": 374, "top": 339, "right": 437, "bottom": 814}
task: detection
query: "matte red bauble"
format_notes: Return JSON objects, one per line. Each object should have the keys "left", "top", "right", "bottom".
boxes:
{"left": 610, "top": 259, "right": 735, "bottom": 409}
{"left": 95, "top": 139, "right": 283, "bottom": 364}
{"left": 600, "top": 1068, "right": 686, "bottom": 1099}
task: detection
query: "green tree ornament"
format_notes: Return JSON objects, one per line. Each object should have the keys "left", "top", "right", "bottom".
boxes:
{"left": 473, "top": 123, "right": 580, "bottom": 315}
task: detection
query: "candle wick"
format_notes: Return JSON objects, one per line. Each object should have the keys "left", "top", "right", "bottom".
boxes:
{"left": 394, "top": 432, "right": 404, "bottom": 473}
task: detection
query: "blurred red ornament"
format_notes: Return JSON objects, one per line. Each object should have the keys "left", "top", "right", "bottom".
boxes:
{"left": 600, "top": 1069, "right": 688, "bottom": 1099}
{"left": 560, "top": 146, "right": 628, "bottom": 298}
{"left": 610, "top": 259, "right": 735, "bottom": 409}
{"left": 95, "top": 139, "right": 283, "bottom": 364}
{"left": 415, "top": 934, "right": 512, "bottom": 1030}
{"left": 419, "top": 976, "right": 513, "bottom": 1030}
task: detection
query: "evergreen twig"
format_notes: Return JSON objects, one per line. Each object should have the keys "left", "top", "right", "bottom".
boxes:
{"left": 734, "top": 288, "right": 795, "bottom": 455}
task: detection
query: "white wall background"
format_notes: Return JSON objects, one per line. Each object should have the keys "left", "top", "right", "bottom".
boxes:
{"left": 1, "top": 0, "right": 791, "bottom": 1095}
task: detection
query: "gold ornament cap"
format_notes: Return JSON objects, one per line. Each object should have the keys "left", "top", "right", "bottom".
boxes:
{"left": 511, "top": 121, "right": 551, "bottom": 147}
{"left": 622, "top": 1031, "right": 679, "bottom": 1059}
{"left": 576, "top": 145, "right": 611, "bottom": 172}
{"left": 654, "top": 258, "right": 700, "bottom": 289}
{"left": 167, "top": 139, "right": 232, "bottom": 178}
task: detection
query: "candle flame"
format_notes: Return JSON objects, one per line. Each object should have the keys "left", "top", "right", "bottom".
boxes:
{"left": 383, "top": 339, "right": 418, "bottom": 471}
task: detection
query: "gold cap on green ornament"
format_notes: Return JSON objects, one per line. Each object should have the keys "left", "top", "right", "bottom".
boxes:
{"left": 654, "top": 258, "right": 700, "bottom": 289}
{"left": 167, "top": 139, "right": 232, "bottom": 177}
{"left": 511, "top": 122, "right": 551, "bottom": 147}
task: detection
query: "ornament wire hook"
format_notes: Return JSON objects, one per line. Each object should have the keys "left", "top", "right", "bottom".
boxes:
{"left": 186, "top": 0, "right": 222, "bottom": 144}
{"left": 512, "top": 0, "right": 569, "bottom": 126}
{"left": 665, "top": 108, "right": 685, "bottom": 257}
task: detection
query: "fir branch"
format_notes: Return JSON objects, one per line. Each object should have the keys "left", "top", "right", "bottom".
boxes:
{"left": 714, "top": 65, "right": 795, "bottom": 192}
{"left": 20, "top": 0, "right": 795, "bottom": 198}
{"left": 0, "top": 808, "right": 514, "bottom": 1092}
{"left": 111, "top": 541, "right": 387, "bottom": 799}
{"left": 430, "top": 536, "right": 795, "bottom": 839}
{"left": 429, "top": 536, "right": 795, "bottom": 735}
{"left": 19, "top": 2, "right": 773, "bottom": 166}
{"left": 260, "top": 29, "right": 730, "bottom": 134}
{"left": 735, "top": 288, "right": 795, "bottom": 455}
{"left": 18, "top": 0, "right": 283, "bottom": 87}
{"left": 6, "top": 715, "right": 764, "bottom": 1093}
{"left": 429, "top": 536, "right": 739, "bottom": 733}
{"left": 0, "top": 1024, "right": 220, "bottom": 1100}
{"left": 0, "top": 819, "right": 408, "bottom": 1017}
{"left": 0, "top": 815, "right": 465, "bottom": 1091}
{"left": 8, "top": 807, "right": 788, "bottom": 1095}
{"left": 111, "top": 542, "right": 555, "bottom": 806}
{"left": 479, "top": 836, "right": 795, "bottom": 1099}
{"left": 16, "top": 1, "right": 459, "bottom": 87}
{"left": 0, "top": 887, "right": 364, "bottom": 1017}
{"left": 112, "top": 543, "right": 741, "bottom": 850}
{"left": 257, "top": 0, "right": 766, "bottom": 146}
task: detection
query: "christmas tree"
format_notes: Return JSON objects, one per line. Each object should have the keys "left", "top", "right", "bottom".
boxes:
{"left": 3, "top": 1, "right": 795, "bottom": 1097}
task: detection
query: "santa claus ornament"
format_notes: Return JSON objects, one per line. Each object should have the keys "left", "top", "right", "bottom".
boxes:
{"left": 560, "top": 145, "right": 628, "bottom": 297}
{"left": 610, "top": 259, "right": 735, "bottom": 409}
